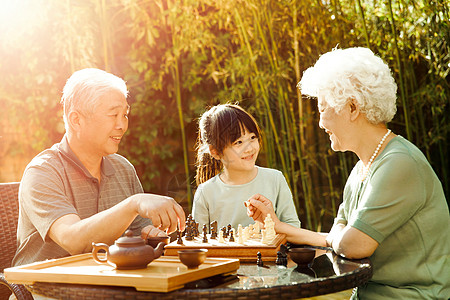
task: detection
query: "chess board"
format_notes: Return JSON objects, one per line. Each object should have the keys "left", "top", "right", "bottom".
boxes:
{"left": 164, "top": 233, "right": 287, "bottom": 262}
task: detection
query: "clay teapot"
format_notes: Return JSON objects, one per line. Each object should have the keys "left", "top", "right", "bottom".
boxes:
{"left": 92, "top": 230, "right": 165, "bottom": 270}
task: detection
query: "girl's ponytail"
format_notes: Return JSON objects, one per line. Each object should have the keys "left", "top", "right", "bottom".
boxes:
{"left": 195, "top": 148, "right": 222, "bottom": 185}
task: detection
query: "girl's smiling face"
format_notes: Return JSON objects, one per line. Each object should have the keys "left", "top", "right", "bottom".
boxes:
{"left": 220, "top": 127, "right": 260, "bottom": 173}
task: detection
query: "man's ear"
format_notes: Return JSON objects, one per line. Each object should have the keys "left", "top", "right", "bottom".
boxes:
{"left": 349, "top": 99, "right": 360, "bottom": 121}
{"left": 209, "top": 145, "right": 221, "bottom": 160}
{"left": 67, "top": 111, "right": 83, "bottom": 132}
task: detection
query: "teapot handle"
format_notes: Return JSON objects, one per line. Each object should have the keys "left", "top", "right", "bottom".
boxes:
{"left": 92, "top": 242, "right": 109, "bottom": 263}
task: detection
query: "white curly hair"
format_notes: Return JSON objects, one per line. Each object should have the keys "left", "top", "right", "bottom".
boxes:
{"left": 298, "top": 47, "right": 397, "bottom": 124}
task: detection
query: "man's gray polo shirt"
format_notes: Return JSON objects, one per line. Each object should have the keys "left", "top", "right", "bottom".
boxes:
{"left": 13, "top": 135, "right": 150, "bottom": 266}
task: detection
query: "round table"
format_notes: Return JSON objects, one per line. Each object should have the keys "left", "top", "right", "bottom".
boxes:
{"left": 27, "top": 247, "right": 372, "bottom": 299}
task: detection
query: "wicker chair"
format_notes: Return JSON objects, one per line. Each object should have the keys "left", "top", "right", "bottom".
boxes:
{"left": 0, "top": 182, "right": 33, "bottom": 300}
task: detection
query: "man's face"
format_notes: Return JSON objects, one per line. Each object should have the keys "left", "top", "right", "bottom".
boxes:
{"left": 80, "top": 90, "right": 129, "bottom": 157}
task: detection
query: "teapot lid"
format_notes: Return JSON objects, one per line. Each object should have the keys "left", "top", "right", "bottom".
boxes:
{"left": 115, "top": 230, "right": 145, "bottom": 246}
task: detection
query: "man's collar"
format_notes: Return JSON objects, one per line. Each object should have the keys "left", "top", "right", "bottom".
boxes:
{"left": 57, "top": 135, "right": 115, "bottom": 178}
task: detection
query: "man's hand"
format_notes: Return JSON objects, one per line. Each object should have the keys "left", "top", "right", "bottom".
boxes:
{"left": 141, "top": 225, "right": 168, "bottom": 240}
{"left": 133, "top": 194, "right": 186, "bottom": 234}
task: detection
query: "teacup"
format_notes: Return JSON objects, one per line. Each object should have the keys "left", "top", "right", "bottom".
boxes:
{"left": 178, "top": 249, "right": 208, "bottom": 269}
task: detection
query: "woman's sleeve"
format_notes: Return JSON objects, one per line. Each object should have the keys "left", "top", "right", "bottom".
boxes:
{"left": 350, "top": 153, "right": 425, "bottom": 243}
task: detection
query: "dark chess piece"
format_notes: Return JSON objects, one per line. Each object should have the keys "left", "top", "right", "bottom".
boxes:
{"left": 227, "top": 224, "right": 232, "bottom": 237}
{"left": 176, "top": 229, "right": 183, "bottom": 245}
{"left": 221, "top": 226, "right": 227, "bottom": 238}
{"left": 194, "top": 222, "right": 199, "bottom": 237}
{"left": 282, "top": 252, "right": 288, "bottom": 267}
{"left": 229, "top": 229, "right": 235, "bottom": 242}
{"left": 276, "top": 251, "right": 283, "bottom": 266}
{"left": 210, "top": 221, "right": 218, "bottom": 239}
{"left": 280, "top": 244, "right": 288, "bottom": 266}
{"left": 185, "top": 218, "right": 192, "bottom": 240}
{"left": 185, "top": 224, "right": 193, "bottom": 241}
{"left": 256, "top": 251, "right": 264, "bottom": 267}
{"left": 210, "top": 227, "right": 217, "bottom": 239}
{"left": 202, "top": 224, "right": 208, "bottom": 243}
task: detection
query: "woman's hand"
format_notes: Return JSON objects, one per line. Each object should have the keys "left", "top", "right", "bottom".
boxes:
{"left": 246, "top": 194, "right": 279, "bottom": 225}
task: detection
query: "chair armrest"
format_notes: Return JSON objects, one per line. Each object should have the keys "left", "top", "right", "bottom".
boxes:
{"left": 0, "top": 273, "right": 34, "bottom": 300}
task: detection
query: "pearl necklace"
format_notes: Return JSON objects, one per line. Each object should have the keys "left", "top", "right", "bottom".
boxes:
{"left": 361, "top": 129, "right": 391, "bottom": 181}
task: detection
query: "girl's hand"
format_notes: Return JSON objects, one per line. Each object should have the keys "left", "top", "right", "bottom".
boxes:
{"left": 246, "top": 194, "right": 278, "bottom": 224}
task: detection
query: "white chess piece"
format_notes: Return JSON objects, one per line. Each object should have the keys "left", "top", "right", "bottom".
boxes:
{"left": 248, "top": 224, "right": 254, "bottom": 237}
{"left": 254, "top": 222, "right": 260, "bottom": 234}
{"left": 243, "top": 226, "right": 249, "bottom": 242}
{"left": 261, "top": 229, "right": 267, "bottom": 244}
{"left": 218, "top": 230, "right": 225, "bottom": 243}
{"left": 238, "top": 225, "right": 244, "bottom": 244}
{"left": 264, "top": 214, "right": 276, "bottom": 243}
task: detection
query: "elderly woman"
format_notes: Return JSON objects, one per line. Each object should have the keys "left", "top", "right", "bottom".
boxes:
{"left": 247, "top": 47, "right": 450, "bottom": 299}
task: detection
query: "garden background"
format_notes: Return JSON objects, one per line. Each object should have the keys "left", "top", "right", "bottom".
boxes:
{"left": 0, "top": 0, "right": 448, "bottom": 232}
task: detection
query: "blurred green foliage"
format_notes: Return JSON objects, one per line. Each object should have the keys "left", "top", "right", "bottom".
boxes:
{"left": 0, "top": 0, "right": 448, "bottom": 230}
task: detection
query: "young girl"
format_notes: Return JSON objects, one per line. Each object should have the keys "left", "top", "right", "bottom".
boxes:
{"left": 192, "top": 104, "right": 300, "bottom": 231}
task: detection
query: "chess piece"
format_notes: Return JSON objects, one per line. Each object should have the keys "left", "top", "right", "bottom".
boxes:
{"left": 264, "top": 214, "right": 276, "bottom": 243}
{"left": 254, "top": 222, "right": 260, "bottom": 234}
{"left": 176, "top": 229, "right": 183, "bottom": 245}
{"left": 185, "top": 217, "right": 193, "bottom": 241}
{"left": 238, "top": 225, "right": 244, "bottom": 244}
{"left": 210, "top": 226, "right": 217, "bottom": 239}
{"left": 194, "top": 222, "right": 199, "bottom": 237}
{"left": 276, "top": 251, "right": 283, "bottom": 266}
{"left": 229, "top": 228, "right": 235, "bottom": 242}
{"left": 248, "top": 224, "right": 254, "bottom": 237}
{"left": 222, "top": 226, "right": 227, "bottom": 238}
{"left": 210, "top": 221, "right": 218, "bottom": 238}
{"left": 282, "top": 252, "right": 288, "bottom": 267}
{"left": 227, "top": 224, "right": 232, "bottom": 237}
{"left": 218, "top": 230, "right": 225, "bottom": 243}
{"left": 243, "top": 226, "right": 249, "bottom": 241}
{"left": 202, "top": 224, "right": 208, "bottom": 243}
{"left": 261, "top": 229, "right": 267, "bottom": 244}
{"left": 256, "top": 252, "right": 263, "bottom": 267}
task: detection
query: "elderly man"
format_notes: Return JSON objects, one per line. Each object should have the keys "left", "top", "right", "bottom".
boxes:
{"left": 13, "top": 68, "right": 185, "bottom": 267}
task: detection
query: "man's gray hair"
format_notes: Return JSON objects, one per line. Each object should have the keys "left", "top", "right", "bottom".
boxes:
{"left": 61, "top": 68, "right": 128, "bottom": 129}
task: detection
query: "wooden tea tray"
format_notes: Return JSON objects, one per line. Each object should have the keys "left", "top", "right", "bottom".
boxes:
{"left": 165, "top": 233, "right": 286, "bottom": 261}
{"left": 4, "top": 253, "right": 239, "bottom": 292}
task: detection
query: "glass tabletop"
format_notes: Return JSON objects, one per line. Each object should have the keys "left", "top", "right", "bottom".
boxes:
{"left": 28, "top": 248, "right": 372, "bottom": 299}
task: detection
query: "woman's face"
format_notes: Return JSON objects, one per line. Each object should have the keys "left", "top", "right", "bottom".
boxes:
{"left": 317, "top": 97, "right": 352, "bottom": 152}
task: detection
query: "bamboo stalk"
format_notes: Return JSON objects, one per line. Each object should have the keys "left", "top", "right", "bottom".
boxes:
{"left": 167, "top": 0, "right": 192, "bottom": 208}
{"left": 356, "top": 0, "right": 370, "bottom": 48}
{"left": 387, "top": 0, "right": 411, "bottom": 140}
